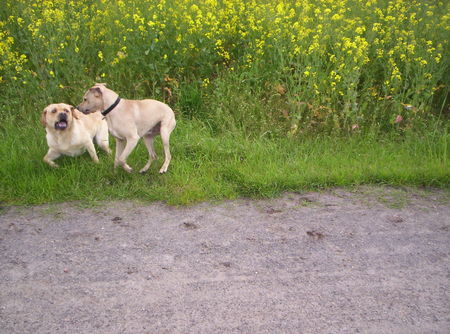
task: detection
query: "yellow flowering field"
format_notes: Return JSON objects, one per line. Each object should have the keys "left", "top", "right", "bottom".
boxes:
{"left": 1, "top": 0, "right": 448, "bottom": 134}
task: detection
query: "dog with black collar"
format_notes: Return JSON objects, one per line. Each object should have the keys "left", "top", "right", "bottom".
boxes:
{"left": 77, "top": 83, "right": 176, "bottom": 174}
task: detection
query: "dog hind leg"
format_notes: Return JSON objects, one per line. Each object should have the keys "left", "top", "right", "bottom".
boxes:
{"left": 85, "top": 140, "right": 99, "bottom": 163}
{"left": 139, "top": 134, "right": 158, "bottom": 174}
{"left": 159, "top": 126, "right": 173, "bottom": 174}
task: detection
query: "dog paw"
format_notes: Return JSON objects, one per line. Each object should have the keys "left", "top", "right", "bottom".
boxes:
{"left": 104, "top": 147, "right": 112, "bottom": 155}
{"left": 123, "top": 165, "right": 133, "bottom": 173}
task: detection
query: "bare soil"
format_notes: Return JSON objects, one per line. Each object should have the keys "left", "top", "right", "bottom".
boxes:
{"left": 0, "top": 186, "right": 449, "bottom": 333}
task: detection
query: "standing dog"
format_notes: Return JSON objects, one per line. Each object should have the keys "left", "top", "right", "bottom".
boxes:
{"left": 41, "top": 103, "right": 111, "bottom": 167}
{"left": 77, "top": 83, "right": 176, "bottom": 174}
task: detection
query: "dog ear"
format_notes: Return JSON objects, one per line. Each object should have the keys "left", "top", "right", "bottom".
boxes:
{"left": 70, "top": 106, "right": 79, "bottom": 119}
{"left": 40, "top": 108, "right": 47, "bottom": 127}
{"left": 89, "top": 86, "right": 102, "bottom": 97}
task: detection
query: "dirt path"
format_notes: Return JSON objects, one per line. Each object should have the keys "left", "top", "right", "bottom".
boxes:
{"left": 0, "top": 187, "right": 449, "bottom": 334}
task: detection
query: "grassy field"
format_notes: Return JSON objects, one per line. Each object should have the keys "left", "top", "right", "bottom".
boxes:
{"left": 0, "top": 0, "right": 449, "bottom": 205}
{"left": 1, "top": 118, "right": 447, "bottom": 205}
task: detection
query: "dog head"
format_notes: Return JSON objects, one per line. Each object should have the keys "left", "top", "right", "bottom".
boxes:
{"left": 77, "top": 83, "right": 106, "bottom": 114}
{"left": 41, "top": 103, "right": 78, "bottom": 131}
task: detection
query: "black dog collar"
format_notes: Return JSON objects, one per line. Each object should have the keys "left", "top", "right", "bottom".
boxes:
{"left": 101, "top": 97, "right": 121, "bottom": 116}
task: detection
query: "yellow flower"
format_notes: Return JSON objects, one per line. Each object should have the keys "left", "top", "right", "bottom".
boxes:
{"left": 355, "top": 26, "right": 366, "bottom": 34}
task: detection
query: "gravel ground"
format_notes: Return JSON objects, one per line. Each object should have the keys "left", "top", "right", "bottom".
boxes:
{"left": 0, "top": 186, "right": 449, "bottom": 334}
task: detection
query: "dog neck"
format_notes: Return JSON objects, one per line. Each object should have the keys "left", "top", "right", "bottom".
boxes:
{"left": 101, "top": 96, "right": 121, "bottom": 116}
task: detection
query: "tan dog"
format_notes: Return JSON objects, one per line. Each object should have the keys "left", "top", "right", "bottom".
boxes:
{"left": 77, "top": 83, "right": 176, "bottom": 174}
{"left": 41, "top": 103, "right": 111, "bottom": 167}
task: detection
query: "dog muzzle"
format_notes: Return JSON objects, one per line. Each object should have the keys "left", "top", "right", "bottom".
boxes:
{"left": 55, "top": 114, "right": 68, "bottom": 130}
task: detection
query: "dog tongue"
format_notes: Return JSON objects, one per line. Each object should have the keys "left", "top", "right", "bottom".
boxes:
{"left": 55, "top": 121, "right": 67, "bottom": 130}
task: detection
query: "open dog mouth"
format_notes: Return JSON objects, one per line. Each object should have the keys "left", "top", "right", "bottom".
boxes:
{"left": 54, "top": 120, "right": 68, "bottom": 130}
{"left": 54, "top": 113, "right": 69, "bottom": 130}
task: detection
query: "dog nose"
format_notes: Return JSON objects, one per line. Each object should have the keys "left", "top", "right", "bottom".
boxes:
{"left": 58, "top": 113, "right": 68, "bottom": 121}
{"left": 78, "top": 106, "right": 90, "bottom": 114}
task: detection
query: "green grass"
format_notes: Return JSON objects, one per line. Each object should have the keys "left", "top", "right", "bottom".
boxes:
{"left": 1, "top": 119, "right": 448, "bottom": 206}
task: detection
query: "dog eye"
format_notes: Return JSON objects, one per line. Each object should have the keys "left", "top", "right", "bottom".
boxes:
{"left": 51, "top": 109, "right": 57, "bottom": 113}
{"left": 64, "top": 109, "right": 69, "bottom": 113}
{"left": 84, "top": 98, "right": 87, "bottom": 101}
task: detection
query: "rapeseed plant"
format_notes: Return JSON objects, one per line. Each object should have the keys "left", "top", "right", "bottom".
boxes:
{"left": 0, "top": 0, "right": 448, "bottom": 134}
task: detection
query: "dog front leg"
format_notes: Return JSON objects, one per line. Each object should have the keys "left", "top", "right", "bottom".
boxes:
{"left": 44, "top": 148, "right": 61, "bottom": 168}
{"left": 114, "top": 138, "right": 126, "bottom": 169}
{"left": 95, "top": 122, "right": 112, "bottom": 155}
{"left": 118, "top": 136, "right": 139, "bottom": 173}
